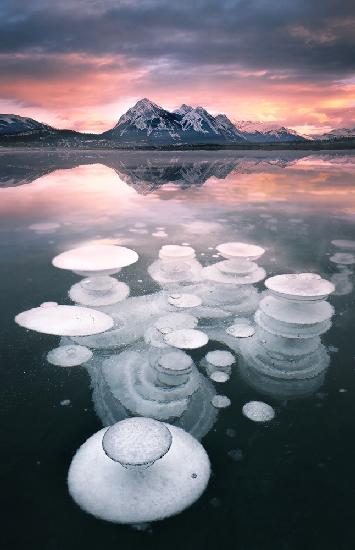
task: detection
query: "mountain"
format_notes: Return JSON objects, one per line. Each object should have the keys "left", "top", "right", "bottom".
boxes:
{"left": 0, "top": 114, "right": 54, "bottom": 135}
{"left": 233, "top": 120, "right": 307, "bottom": 142}
{"left": 105, "top": 99, "right": 249, "bottom": 145}
{"left": 316, "top": 127, "right": 355, "bottom": 140}
{"left": 176, "top": 105, "right": 245, "bottom": 143}
{"left": 0, "top": 100, "right": 313, "bottom": 147}
{"left": 103, "top": 98, "right": 182, "bottom": 144}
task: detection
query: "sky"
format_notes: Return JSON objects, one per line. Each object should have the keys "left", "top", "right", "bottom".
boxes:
{"left": 0, "top": 0, "right": 355, "bottom": 135}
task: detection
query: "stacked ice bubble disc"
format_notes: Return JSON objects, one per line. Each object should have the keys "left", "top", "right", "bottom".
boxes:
{"left": 86, "top": 347, "right": 218, "bottom": 440}
{"left": 200, "top": 350, "right": 235, "bottom": 382}
{"left": 329, "top": 240, "right": 355, "bottom": 296}
{"left": 148, "top": 245, "right": 203, "bottom": 286}
{"left": 239, "top": 273, "right": 335, "bottom": 399}
{"left": 200, "top": 242, "right": 266, "bottom": 316}
{"left": 68, "top": 417, "right": 211, "bottom": 524}
{"left": 52, "top": 244, "right": 138, "bottom": 306}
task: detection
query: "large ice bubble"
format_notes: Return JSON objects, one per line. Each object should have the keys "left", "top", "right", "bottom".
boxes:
{"left": 53, "top": 244, "right": 138, "bottom": 276}
{"left": 265, "top": 273, "right": 335, "bottom": 301}
{"left": 68, "top": 421, "right": 211, "bottom": 523}
{"left": 15, "top": 304, "right": 114, "bottom": 336}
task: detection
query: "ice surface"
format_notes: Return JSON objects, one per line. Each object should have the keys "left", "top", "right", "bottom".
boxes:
{"left": 47, "top": 344, "right": 92, "bottom": 367}
{"left": 242, "top": 400, "right": 275, "bottom": 422}
{"left": 68, "top": 424, "right": 211, "bottom": 523}
{"left": 15, "top": 304, "right": 114, "bottom": 336}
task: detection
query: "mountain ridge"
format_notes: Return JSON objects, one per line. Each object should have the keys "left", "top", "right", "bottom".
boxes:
{"left": 1, "top": 100, "right": 354, "bottom": 147}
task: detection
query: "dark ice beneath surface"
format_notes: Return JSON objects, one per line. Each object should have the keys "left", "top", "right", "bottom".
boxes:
{"left": 1, "top": 150, "right": 355, "bottom": 550}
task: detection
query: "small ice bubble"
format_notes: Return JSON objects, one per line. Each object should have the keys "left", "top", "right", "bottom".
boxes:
{"left": 226, "top": 428, "right": 236, "bottom": 438}
{"left": 331, "top": 239, "right": 355, "bottom": 250}
{"left": 152, "top": 231, "right": 168, "bottom": 238}
{"left": 227, "top": 449, "right": 243, "bottom": 462}
{"left": 226, "top": 323, "right": 255, "bottom": 338}
{"left": 330, "top": 253, "right": 355, "bottom": 265}
{"left": 242, "top": 401, "right": 275, "bottom": 422}
{"left": 60, "top": 399, "right": 71, "bottom": 406}
{"left": 206, "top": 350, "right": 234, "bottom": 367}
{"left": 164, "top": 329, "right": 208, "bottom": 349}
{"left": 210, "top": 371, "right": 230, "bottom": 383}
{"left": 168, "top": 294, "right": 202, "bottom": 308}
{"left": 211, "top": 395, "right": 231, "bottom": 408}
{"left": 339, "top": 388, "right": 347, "bottom": 393}
{"left": 47, "top": 344, "right": 93, "bottom": 367}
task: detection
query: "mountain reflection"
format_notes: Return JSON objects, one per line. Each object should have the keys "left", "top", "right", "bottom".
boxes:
{"left": 0, "top": 150, "right": 324, "bottom": 191}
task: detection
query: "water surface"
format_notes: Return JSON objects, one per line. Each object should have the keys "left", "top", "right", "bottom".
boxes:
{"left": 1, "top": 149, "right": 355, "bottom": 550}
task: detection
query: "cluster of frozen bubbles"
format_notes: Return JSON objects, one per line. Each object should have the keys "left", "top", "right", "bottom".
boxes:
{"left": 15, "top": 239, "right": 336, "bottom": 524}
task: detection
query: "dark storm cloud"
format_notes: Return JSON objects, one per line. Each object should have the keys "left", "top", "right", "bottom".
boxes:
{"left": 1, "top": 0, "right": 355, "bottom": 81}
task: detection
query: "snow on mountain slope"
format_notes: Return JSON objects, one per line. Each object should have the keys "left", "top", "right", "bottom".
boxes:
{"left": 317, "top": 127, "right": 355, "bottom": 140}
{"left": 105, "top": 98, "right": 181, "bottom": 143}
{"left": 0, "top": 114, "right": 53, "bottom": 135}
{"left": 234, "top": 120, "right": 306, "bottom": 142}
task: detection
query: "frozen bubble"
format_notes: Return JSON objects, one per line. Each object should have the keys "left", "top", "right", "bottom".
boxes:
{"left": 60, "top": 399, "right": 71, "bottom": 406}
{"left": 164, "top": 329, "right": 208, "bottom": 349}
{"left": 134, "top": 222, "right": 147, "bottom": 228}
{"left": 159, "top": 245, "right": 195, "bottom": 261}
{"left": 211, "top": 395, "right": 231, "bottom": 409}
{"left": 152, "top": 231, "right": 168, "bottom": 238}
{"left": 168, "top": 293, "right": 202, "bottom": 308}
{"left": 47, "top": 344, "right": 93, "bottom": 367}
{"left": 242, "top": 401, "right": 275, "bottom": 422}
{"left": 29, "top": 222, "right": 60, "bottom": 232}
{"left": 182, "top": 242, "right": 191, "bottom": 246}
{"left": 216, "top": 242, "right": 265, "bottom": 261}
{"left": 155, "top": 313, "right": 198, "bottom": 334}
{"left": 102, "top": 418, "right": 172, "bottom": 468}
{"left": 227, "top": 449, "right": 243, "bottom": 462}
{"left": 226, "top": 428, "right": 236, "bottom": 437}
{"left": 69, "top": 276, "right": 129, "bottom": 307}
{"left": 330, "top": 252, "right": 355, "bottom": 265}
{"left": 226, "top": 323, "right": 255, "bottom": 338}
{"left": 183, "top": 221, "right": 222, "bottom": 235}
{"left": 210, "top": 371, "right": 230, "bottom": 383}
{"left": 259, "top": 295, "right": 334, "bottom": 325}
{"left": 129, "top": 228, "right": 148, "bottom": 234}
{"left": 331, "top": 239, "right": 355, "bottom": 250}
{"left": 265, "top": 273, "right": 335, "bottom": 301}
{"left": 68, "top": 423, "right": 211, "bottom": 523}
{"left": 206, "top": 350, "right": 235, "bottom": 367}
{"left": 158, "top": 350, "right": 193, "bottom": 373}
{"left": 15, "top": 304, "right": 114, "bottom": 336}
{"left": 52, "top": 245, "right": 138, "bottom": 276}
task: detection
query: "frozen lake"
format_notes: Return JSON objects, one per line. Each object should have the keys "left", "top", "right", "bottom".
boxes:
{"left": 1, "top": 149, "right": 355, "bottom": 550}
